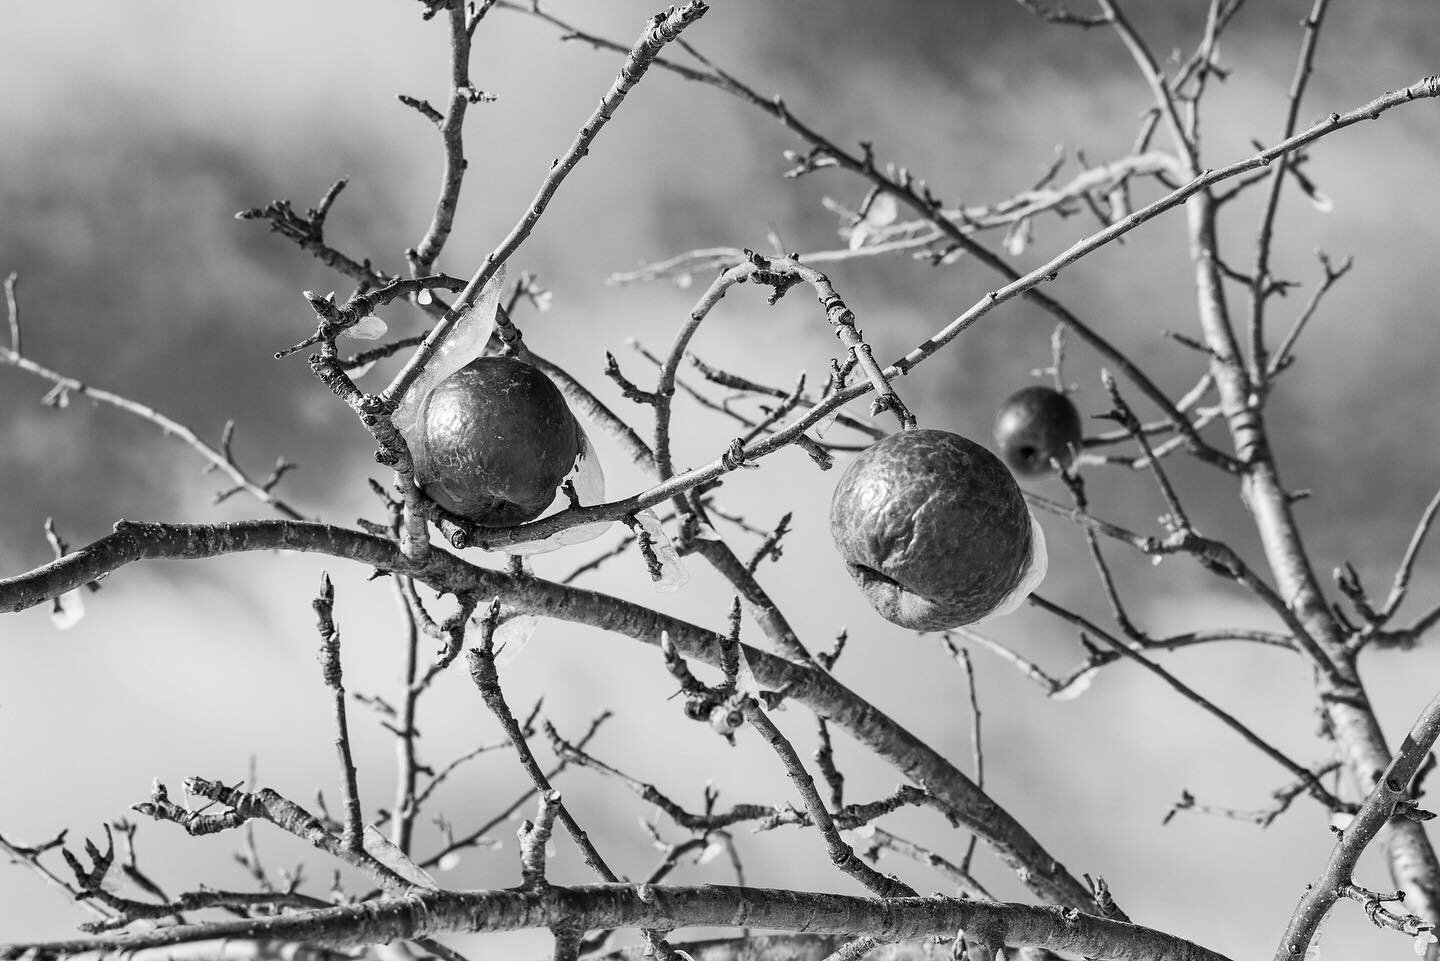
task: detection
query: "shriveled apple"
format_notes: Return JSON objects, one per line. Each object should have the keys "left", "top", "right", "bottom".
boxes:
{"left": 829, "top": 428, "right": 1044, "bottom": 630}
{"left": 416, "top": 356, "right": 582, "bottom": 526}
{"left": 992, "top": 385, "right": 1083, "bottom": 478}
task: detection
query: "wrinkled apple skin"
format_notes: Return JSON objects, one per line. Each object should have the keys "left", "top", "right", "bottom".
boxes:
{"left": 418, "top": 356, "right": 582, "bottom": 526}
{"left": 992, "top": 385, "right": 1083, "bottom": 478}
{"left": 829, "top": 428, "right": 1033, "bottom": 631}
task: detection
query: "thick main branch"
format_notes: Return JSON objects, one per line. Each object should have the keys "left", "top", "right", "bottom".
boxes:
{"left": 0, "top": 884, "right": 1231, "bottom": 961}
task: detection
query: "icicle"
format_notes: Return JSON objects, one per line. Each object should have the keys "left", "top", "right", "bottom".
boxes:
{"left": 635, "top": 508, "right": 689, "bottom": 592}
{"left": 1050, "top": 666, "right": 1097, "bottom": 702}
{"left": 344, "top": 315, "right": 387, "bottom": 340}
{"left": 392, "top": 265, "right": 506, "bottom": 445}
{"left": 50, "top": 589, "right": 85, "bottom": 630}
{"left": 813, "top": 405, "right": 841, "bottom": 438}
{"left": 696, "top": 841, "right": 725, "bottom": 865}
{"left": 362, "top": 826, "right": 440, "bottom": 890}
{"left": 502, "top": 424, "right": 613, "bottom": 555}
{"left": 493, "top": 613, "right": 539, "bottom": 668}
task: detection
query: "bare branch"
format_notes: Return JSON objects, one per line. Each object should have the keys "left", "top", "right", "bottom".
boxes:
{"left": 0, "top": 516, "right": 1198, "bottom": 910}
{"left": 0, "top": 884, "right": 1236, "bottom": 961}
{"left": 1249, "top": 0, "right": 1333, "bottom": 379}
{"left": 408, "top": 710, "right": 611, "bottom": 879}
{"left": 1097, "top": 370, "right": 1193, "bottom": 535}
{"left": 1163, "top": 762, "right": 1343, "bottom": 829}
{"left": 132, "top": 778, "right": 407, "bottom": 894}
{"left": 4, "top": 271, "right": 19, "bottom": 353}
{"left": 406, "top": 1, "right": 474, "bottom": 275}
{"left": 390, "top": 575, "right": 423, "bottom": 853}
{"left": 1381, "top": 487, "right": 1440, "bottom": 621}
{"left": 236, "top": 179, "right": 377, "bottom": 284}
{"left": 313, "top": 573, "right": 365, "bottom": 853}
{"left": 545, "top": 720, "right": 777, "bottom": 832}
{"left": 860, "top": 827, "right": 992, "bottom": 900}
{"left": 1095, "top": 0, "right": 1198, "bottom": 171}
{"left": 1030, "top": 594, "right": 1349, "bottom": 813}
{"left": 384, "top": 2, "right": 710, "bottom": 407}
{"left": 1277, "top": 688, "right": 1440, "bottom": 959}
{"left": 468, "top": 604, "right": 620, "bottom": 883}
{"left": 468, "top": 604, "right": 678, "bottom": 957}
{"left": 1266, "top": 251, "right": 1355, "bottom": 379}
{"left": 0, "top": 343, "right": 306, "bottom": 521}
{"left": 741, "top": 695, "right": 915, "bottom": 899}
{"left": 0, "top": 830, "right": 114, "bottom": 922}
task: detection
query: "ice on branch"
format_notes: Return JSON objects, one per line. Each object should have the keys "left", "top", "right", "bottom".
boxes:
{"left": 636, "top": 508, "right": 690, "bottom": 592}
{"left": 392, "top": 264, "right": 506, "bottom": 442}
{"left": 1050, "top": 666, "right": 1096, "bottom": 702}
{"left": 494, "top": 612, "right": 540, "bottom": 667}
{"left": 344, "top": 315, "right": 388, "bottom": 341}
{"left": 846, "top": 191, "right": 899, "bottom": 250}
{"left": 504, "top": 424, "right": 613, "bottom": 555}
{"left": 50, "top": 588, "right": 85, "bottom": 630}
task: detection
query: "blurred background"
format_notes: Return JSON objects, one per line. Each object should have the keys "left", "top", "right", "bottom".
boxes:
{"left": 3, "top": 1, "right": 1440, "bottom": 957}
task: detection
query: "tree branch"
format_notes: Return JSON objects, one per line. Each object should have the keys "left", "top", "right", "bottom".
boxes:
{"left": 1276, "top": 688, "right": 1440, "bottom": 959}
{"left": 0, "top": 884, "right": 1234, "bottom": 961}
{"left": 384, "top": 2, "right": 710, "bottom": 407}
{"left": 0, "top": 518, "right": 1098, "bottom": 910}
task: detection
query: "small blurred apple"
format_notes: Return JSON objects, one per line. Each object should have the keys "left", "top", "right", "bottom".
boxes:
{"left": 417, "top": 356, "right": 582, "bottom": 526}
{"left": 992, "top": 385, "right": 1083, "bottom": 478}
{"left": 829, "top": 428, "right": 1039, "bottom": 630}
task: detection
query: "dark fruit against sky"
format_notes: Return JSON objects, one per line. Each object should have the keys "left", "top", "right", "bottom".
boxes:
{"left": 992, "top": 385, "right": 1084, "bottom": 478}
{"left": 417, "top": 356, "right": 582, "bottom": 526}
{"left": 829, "top": 428, "right": 1037, "bottom": 630}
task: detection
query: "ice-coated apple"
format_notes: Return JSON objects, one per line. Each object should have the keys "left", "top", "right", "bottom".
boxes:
{"left": 829, "top": 428, "right": 1041, "bottom": 630}
{"left": 416, "top": 356, "right": 582, "bottom": 526}
{"left": 992, "top": 385, "right": 1083, "bottom": 478}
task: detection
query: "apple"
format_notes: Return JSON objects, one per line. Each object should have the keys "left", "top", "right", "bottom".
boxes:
{"left": 992, "top": 385, "right": 1083, "bottom": 478}
{"left": 416, "top": 356, "right": 582, "bottom": 526}
{"left": 829, "top": 428, "right": 1040, "bottom": 630}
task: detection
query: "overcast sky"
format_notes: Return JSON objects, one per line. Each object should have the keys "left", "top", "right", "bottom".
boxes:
{"left": 3, "top": 3, "right": 1440, "bottom": 958}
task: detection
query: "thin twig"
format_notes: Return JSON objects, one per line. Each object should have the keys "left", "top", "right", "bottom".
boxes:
{"left": 313, "top": 574, "right": 364, "bottom": 854}
{"left": 1099, "top": 370, "right": 1193, "bottom": 534}
{"left": 391, "top": 574, "right": 422, "bottom": 853}
{"left": 1030, "top": 594, "right": 1349, "bottom": 813}
{"left": 952, "top": 648, "right": 984, "bottom": 874}
{"left": 0, "top": 345, "right": 306, "bottom": 520}
{"left": 408, "top": 2, "right": 476, "bottom": 275}
{"left": 4, "top": 272, "right": 19, "bottom": 353}
{"left": 1162, "top": 762, "right": 1342, "bottom": 829}
{"left": 861, "top": 827, "right": 993, "bottom": 900}
{"left": 133, "top": 778, "right": 407, "bottom": 894}
{"left": 1266, "top": 252, "right": 1354, "bottom": 378}
{"left": 1381, "top": 488, "right": 1440, "bottom": 621}
{"left": 1095, "top": 0, "right": 1198, "bottom": 172}
{"left": 0, "top": 831, "right": 114, "bottom": 922}
{"left": 1249, "top": 0, "right": 1332, "bottom": 380}
{"left": 741, "top": 696, "right": 914, "bottom": 899}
